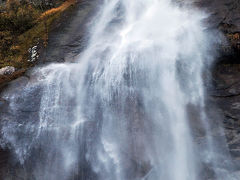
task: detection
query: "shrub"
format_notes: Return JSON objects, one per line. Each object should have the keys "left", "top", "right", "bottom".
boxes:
{"left": 0, "top": 31, "right": 13, "bottom": 60}
{"left": 0, "top": 0, "right": 39, "bottom": 35}
{"left": 0, "top": 0, "right": 40, "bottom": 66}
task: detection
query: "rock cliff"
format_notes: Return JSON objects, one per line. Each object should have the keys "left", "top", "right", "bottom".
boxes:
{"left": 196, "top": 0, "right": 240, "bottom": 170}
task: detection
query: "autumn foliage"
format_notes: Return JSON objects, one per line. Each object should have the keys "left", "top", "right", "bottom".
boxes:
{"left": 0, "top": 0, "right": 39, "bottom": 60}
{"left": 0, "top": 0, "right": 73, "bottom": 68}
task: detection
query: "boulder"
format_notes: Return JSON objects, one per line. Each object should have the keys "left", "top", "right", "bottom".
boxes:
{"left": 0, "top": 66, "right": 15, "bottom": 76}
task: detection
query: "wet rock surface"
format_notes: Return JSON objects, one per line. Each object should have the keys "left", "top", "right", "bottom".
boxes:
{"left": 38, "top": 0, "right": 98, "bottom": 64}
{"left": 211, "top": 63, "right": 240, "bottom": 168}
{"left": 195, "top": 0, "right": 240, "bottom": 56}
{"left": 195, "top": 0, "right": 240, "bottom": 171}
{"left": 195, "top": 0, "right": 240, "bottom": 31}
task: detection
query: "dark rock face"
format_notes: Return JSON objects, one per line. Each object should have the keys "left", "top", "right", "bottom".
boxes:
{"left": 195, "top": 0, "right": 240, "bottom": 172}
{"left": 195, "top": 0, "right": 240, "bottom": 31}
{"left": 38, "top": 0, "right": 98, "bottom": 64}
{"left": 194, "top": 0, "right": 240, "bottom": 59}
{"left": 211, "top": 63, "right": 240, "bottom": 168}
{"left": 195, "top": 0, "right": 240, "bottom": 169}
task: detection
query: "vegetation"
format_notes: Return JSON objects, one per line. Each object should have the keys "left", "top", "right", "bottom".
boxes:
{"left": 0, "top": 0, "right": 75, "bottom": 69}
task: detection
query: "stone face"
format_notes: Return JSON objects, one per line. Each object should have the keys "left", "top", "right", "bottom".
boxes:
{"left": 194, "top": 0, "right": 240, "bottom": 169}
{"left": 211, "top": 63, "right": 240, "bottom": 170}
{"left": 193, "top": 0, "right": 240, "bottom": 170}
{"left": 37, "top": 0, "right": 97, "bottom": 64}
{"left": 195, "top": 0, "right": 240, "bottom": 31}
{"left": 195, "top": 0, "right": 240, "bottom": 56}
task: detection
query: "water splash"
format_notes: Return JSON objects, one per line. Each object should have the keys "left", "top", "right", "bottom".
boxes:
{"left": 0, "top": 0, "right": 237, "bottom": 179}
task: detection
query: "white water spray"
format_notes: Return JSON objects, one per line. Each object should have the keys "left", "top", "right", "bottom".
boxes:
{"left": 0, "top": 0, "right": 237, "bottom": 179}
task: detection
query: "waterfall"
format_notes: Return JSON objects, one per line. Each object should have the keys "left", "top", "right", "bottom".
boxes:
{"left": 0, "top": 0, "right": 237, "bottom": 179}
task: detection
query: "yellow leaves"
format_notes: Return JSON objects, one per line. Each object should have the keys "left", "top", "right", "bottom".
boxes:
{"left": 10, "top": 45, "right": 20, "bottom": 51}
{"left": 227, "top": 33, "right": 240, "bottom": 40}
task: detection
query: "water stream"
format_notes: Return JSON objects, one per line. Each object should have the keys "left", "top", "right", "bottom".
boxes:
{"left": 0, "top": 0, "right": 237, "bottom": 179}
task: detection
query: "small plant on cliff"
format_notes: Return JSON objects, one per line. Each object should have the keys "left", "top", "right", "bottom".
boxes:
{"left": 0, "top": 0, "right": 75, "bottom": 69}
{"left": 0, "top": 0, "right": 39, "bottom": 34}
{"left": 0, "top": 31, "right": 13, "bottom": 60}
{"left": 0, "top": 0, "right": 40, "bottom": 67}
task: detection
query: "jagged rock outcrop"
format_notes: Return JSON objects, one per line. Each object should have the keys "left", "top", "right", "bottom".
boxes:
{"left": 196, "top": 0, "right": 240, "bottom": 168}
{"left": 195, "top": 0, "right": 240, "bottom": 54}
{"left": 211, "top": 63, "right": 240, "bottom": 168}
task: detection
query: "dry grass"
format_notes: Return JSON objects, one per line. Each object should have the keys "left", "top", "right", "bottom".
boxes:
{"left": 40, "top": 0, "right": 76, "bottom": 19}
{"left": 227, "top": 33, "right": 240, "bottom": 40}
{"left": 0, "top": 0, "right": 77, "bottom": 84}
{"left": 2, "top": 0, "right": 77, "bottom": 69}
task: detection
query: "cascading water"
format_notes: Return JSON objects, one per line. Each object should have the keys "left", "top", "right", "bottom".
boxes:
{"left": 0, "top": 0, "right": 238, "bottom": 179}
